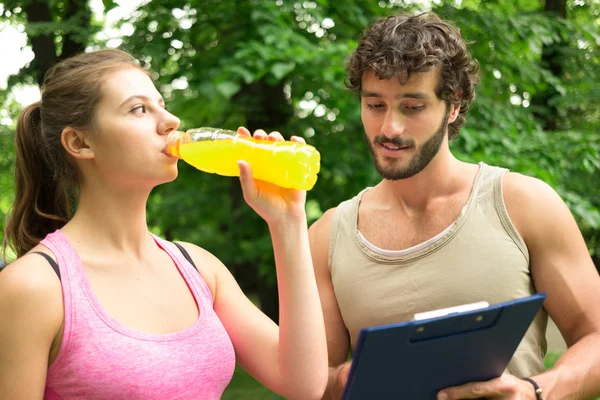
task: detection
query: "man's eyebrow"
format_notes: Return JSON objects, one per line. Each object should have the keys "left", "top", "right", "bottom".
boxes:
{"left": 119, "top": 95, "right": 165, "bottom": 108}
{"left": 360, "top": 91, "right": 430, "bottom": 100}
{"left": 397, "top": 92, "right": 430, "bottom": 100}
{"left": 360, "top": 91, "right": 383, "bottom": 98}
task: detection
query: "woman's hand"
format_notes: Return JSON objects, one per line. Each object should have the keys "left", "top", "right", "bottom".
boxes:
{"left": 236, "top": 127, "right": 307, "bottom": 226}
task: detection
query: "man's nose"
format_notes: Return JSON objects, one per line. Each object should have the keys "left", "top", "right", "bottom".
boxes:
{"left": 381, "top": 111, "right": 406, "bottom": 138}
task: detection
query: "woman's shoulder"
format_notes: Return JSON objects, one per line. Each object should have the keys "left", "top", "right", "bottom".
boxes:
{"left": 0, "top": 247, "right": 64, "bottom": 339}
{"left": 1, "top": 246, "right": 61, "bottom": 295}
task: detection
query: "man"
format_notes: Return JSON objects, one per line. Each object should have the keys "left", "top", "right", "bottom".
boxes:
{"left": 309, "top": 11, "right": 600, "bottom": 400}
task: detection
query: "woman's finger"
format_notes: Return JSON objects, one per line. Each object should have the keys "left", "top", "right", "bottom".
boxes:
{"left": 290, "top": 135, "right": 306, "bottom": 144}
{"left": 237, "top": 161, "right": 257, "bottom": 201}
{"left": 267, "top": 131, "right": 284, "bottom": 141}
{"left": 237, "top": 126, "right": 251, "bottom": 137}
{"left": 253, "top": 129, "right": 268, "bottom": 140}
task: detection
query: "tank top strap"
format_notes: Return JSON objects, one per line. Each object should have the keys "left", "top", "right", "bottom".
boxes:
{"left": 328, "top": 188, "right": 370, "bottom": 271}
{"left": 39, "top": 230, "right": 81, "bottom": 369}
{"left": 152, "top": 236, "right": 214, "bottom": 305}
{"left": 487, "top": 164, "right": 530, "bottom": 263}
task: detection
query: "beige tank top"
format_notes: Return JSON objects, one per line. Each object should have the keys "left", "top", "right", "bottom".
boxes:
{"left": 328, "top": 163, "right": 548, "bottom": 377}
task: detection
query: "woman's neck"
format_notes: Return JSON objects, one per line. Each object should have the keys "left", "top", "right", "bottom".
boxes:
{"left": 62, "top": 184, "right": 154, "bottom": 258}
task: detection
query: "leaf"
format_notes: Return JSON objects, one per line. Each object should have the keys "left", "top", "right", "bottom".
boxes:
{"left": 216, "top": 81, "right": 241, "bottom": 98}
{"left": 270, "top": 62, "right": 295, "bottom": 80}
{"left": 226, "top": 65, "right": 256, "bottom": 84}
{"left": 102, "top": 0, "right": 119, "bottom": 13}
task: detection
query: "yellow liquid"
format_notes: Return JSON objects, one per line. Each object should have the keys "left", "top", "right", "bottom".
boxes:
{"left": 178, "top": 137, "right": 321, "bottom": 190}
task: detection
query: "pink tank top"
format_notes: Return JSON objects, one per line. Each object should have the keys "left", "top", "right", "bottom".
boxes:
{"left": 41, "top": 230, "right": 235, "bottom": 400}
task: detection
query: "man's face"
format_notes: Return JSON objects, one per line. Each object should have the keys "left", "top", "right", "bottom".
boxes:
{"left": 360, "top": 69, "right": 456, "bottom": 180}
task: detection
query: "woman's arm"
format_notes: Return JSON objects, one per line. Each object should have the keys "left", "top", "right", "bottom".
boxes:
{"left": 180, "top": 128, "right": 328, "bottom": 399}
{"left": 193, "top": 214, "right": 327, "bottom": 399}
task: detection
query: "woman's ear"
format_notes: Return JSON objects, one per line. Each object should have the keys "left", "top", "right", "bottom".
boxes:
{"left": 61, "top": 127, "right": 94, "bottom": 160}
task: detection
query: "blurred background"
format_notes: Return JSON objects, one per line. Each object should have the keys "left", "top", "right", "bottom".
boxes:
{"left": 0, "top": 0, "right": 598, "bottom": 396}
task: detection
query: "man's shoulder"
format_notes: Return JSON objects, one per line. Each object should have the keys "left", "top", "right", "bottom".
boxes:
{"left": 309, "top": 207, "right": 338, "bottom": 238}
{"left": 502, "top": 171, "right": 557, "bottom": 202}
{"left": 501, "top": 171, "right": 570, "bottom": 239}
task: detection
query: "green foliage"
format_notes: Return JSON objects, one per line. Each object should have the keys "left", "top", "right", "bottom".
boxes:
{"left": 1, "top": 0, "right": 599, "bottom": 287}
{"left": 437, "top": 2, "right": 600, "bottom": 249}
{"left": 0, "top": 124, "right": 16, "bottom": 251}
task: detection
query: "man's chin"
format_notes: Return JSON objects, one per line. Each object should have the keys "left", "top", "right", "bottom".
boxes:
{"left": 374, "top": 162, "right": 422, "bottom": 181}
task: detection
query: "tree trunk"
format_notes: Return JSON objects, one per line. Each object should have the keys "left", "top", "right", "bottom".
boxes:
{"left": 24, "top": 0, "right": 58, "bottom": 86}
{"left": 532, "top": 0, "right": 567, "bottom": 131}
{"left": 544, "top": 0, "right": 567, "bottom": 16}
{"left": 61, "top": 0, "right": 92, "bottom": 59}
{"left": 24, "top": 0, "right": 92, "bottom": 86}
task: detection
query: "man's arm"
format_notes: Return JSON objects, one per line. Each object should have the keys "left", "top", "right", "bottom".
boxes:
{"left": 441, "top": 173, "right": 600, "bottom": 400}
{"left": 510, "top": 173, "right": 600, "bottom": 399}
{"left": 309, "top": 208, "right": 353, "bottom": 400}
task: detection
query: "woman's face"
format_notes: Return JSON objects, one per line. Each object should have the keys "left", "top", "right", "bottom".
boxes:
{"left": 85, "top": 67, "right": 181, "bottom": 190}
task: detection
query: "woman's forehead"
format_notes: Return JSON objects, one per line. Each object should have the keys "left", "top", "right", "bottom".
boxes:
{"left": 101, "top": 68, "right": 159, "bottom": 103}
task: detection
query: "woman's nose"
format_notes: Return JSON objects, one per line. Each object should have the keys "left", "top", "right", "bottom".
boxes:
{"left": 158, "top": 110, "right": 181, "bottom": 135}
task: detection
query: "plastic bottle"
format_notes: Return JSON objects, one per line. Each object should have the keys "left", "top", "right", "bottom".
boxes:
{"left": 165, "top": 127, "right": 321, "bottom": 190}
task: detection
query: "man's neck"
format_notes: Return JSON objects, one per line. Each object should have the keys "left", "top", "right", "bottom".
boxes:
{"left": 375, "top": 152, "right": 474, "bottom": 212}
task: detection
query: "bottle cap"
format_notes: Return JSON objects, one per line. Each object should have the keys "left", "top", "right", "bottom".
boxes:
{"left": 165, "top": 130, "right": 191, "bottom": 158}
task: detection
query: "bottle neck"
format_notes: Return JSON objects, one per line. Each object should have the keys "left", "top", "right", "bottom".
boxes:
{"left": 165, "top": 128, "right": 239, "bottom": 157}
{"left": 187, "top": 127, "right": 238, "bottom": 142}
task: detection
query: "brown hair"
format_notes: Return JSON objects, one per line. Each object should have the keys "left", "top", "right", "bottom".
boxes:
{"left": 3, "top": 49, "right": 144, "bottom": 259}
{"left": 346, "top": 12, "right": 480, "bottom": 139}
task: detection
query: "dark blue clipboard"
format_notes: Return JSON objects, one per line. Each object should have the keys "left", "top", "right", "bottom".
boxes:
{"left": 341, "top": 293, "right": 547, "bottom": 400}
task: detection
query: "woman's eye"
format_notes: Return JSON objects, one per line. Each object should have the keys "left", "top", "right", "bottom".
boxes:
{"left": 366, "top": 103, "right": 384, "bottom": 110}
{"left": 131, "top": 105, "right": 146, "bottom": 114}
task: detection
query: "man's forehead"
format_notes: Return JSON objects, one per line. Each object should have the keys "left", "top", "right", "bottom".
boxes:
{"left": 361, "top": 69, "right": 440, "bottom": 95}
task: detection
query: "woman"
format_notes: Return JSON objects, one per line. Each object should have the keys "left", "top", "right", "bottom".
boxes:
{"left": 0, "top": 49, "right": 327, "bottom": 399}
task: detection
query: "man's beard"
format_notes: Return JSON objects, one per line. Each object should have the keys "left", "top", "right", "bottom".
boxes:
{"left": 364, "top": 110, "right": 450, "bottom": 181}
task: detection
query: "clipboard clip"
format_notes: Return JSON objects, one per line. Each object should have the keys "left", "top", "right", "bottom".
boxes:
{"left": 413, "top": 301, "right": 490, "bottom": 321}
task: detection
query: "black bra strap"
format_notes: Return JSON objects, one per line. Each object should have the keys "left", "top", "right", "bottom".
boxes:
{"left": 31, "top": 251, "right": 61, "bottom": 281}
{"left": 172, "top": 242, "right": 199, "bottom": 272}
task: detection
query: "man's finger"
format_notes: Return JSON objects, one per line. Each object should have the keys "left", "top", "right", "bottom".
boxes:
{"left": 439, "top": 379, "right": 506, "bottom": 399}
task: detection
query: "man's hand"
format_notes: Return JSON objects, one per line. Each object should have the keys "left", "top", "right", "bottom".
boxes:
{"left": 437, "top": 373, "right": 538, "bottom": 399}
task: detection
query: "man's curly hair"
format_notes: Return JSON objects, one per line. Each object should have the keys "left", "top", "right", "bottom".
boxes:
{"left": 346, "top": 12, "right": 480, "bottom": 140}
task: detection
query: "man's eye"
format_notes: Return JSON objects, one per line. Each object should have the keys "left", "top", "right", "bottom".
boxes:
{"left": 405, "top": 105, "right": 425, "bottom": 111}
{"left": 366, "top": 103, "right": 384, "bottom": 110}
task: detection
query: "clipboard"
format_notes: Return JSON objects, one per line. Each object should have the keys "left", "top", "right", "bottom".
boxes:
{"left": 341, "top": 293, "right": 547, "bottom": 400}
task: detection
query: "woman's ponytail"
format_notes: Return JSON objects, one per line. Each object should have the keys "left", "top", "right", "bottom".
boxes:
{"left": 3, "top": 101, "right": 74, "bottom": 259}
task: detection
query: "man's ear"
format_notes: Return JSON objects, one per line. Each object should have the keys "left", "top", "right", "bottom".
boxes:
{"left": 61, "top": 127, "right": 94, "bottom": 160}
{"left": 448, "top": 103, "right": 461, "bottom": 124}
